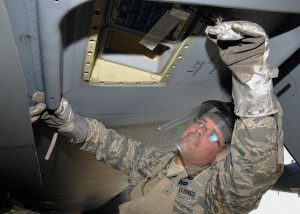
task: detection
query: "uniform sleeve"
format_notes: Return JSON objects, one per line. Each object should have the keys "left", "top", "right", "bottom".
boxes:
{"left": 78, "top": 119, "right": 166, "bottom": 175}
{"left": 205, "top": 112, "right": 284, "bottom": 213}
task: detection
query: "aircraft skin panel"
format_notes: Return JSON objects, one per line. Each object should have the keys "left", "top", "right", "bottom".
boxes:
{"left": 4, "top": 0, "right": 44, "bottom": 96}
{"left": 0, "top": 0, "right": 41, "bottom": 188}
{"left": 274, "top": 51, "right": 300, "bottom": 165}
{"left": 64, "top": 85, "right": 228, "bottom": 126}
{"left": 150, "top": 0, "right": 300, "bottom": 14}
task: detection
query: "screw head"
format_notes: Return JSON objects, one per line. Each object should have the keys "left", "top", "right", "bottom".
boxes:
{"left": 259, "top": 108, "right": 264, "bottom": 114}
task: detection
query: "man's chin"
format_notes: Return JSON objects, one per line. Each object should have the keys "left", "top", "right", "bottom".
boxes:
{"left": 176, "top": 150, "right": 195, "bottom": 167}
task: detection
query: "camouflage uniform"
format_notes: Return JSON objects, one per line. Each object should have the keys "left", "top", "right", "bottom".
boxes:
{"left": 79, "top": 101, "right": 283, "bottom": 213}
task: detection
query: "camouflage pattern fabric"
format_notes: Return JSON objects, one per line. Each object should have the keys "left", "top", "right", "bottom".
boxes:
{"left": 79, "top": 105, "right": 283, "bottom": 213}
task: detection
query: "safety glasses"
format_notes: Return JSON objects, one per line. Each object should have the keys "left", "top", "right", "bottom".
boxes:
{"left": 197, "top": 119, "right": 220, "bottom": 145}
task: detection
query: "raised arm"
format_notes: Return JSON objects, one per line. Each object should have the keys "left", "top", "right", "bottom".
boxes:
{"left": 204, "top": 21, "right": 284, "bottom": 212}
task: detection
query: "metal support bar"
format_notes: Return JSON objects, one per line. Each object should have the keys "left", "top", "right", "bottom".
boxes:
{"left": 36, "top": 0, "right": 63, "bottom": 110}
{"left": 36, "top": 0, "right": 90, "bottom": 110}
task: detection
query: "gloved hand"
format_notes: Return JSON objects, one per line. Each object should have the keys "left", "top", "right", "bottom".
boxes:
{"left": 41, "top": 98, "right": 91, "bottom": 143}
{"left": 30, "top": 103, "right": 46, "bottom": 123}
{"left": 205, "top": 21, "right": 278, "bottom": 117}
{"left": 41, "top": 98, "right": 75, "bottom": 128}
{"left": 29, "top": 91, "right": 46, "bottom": 123}
{"left": 29, "top": 92, "right": 91, "bottom": 143}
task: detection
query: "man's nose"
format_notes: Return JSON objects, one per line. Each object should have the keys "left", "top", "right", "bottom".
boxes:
{"left": 197, "top": 125, "right": 207, "bottom": 133}
{"left": 192, "top": 128, "right": 204, "bottom": 138}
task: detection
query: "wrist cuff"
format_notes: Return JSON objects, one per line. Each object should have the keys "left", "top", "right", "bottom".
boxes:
{"left": 232, "top": 66, "right": 278, "bottom": 117}
{"left": 58, "top": 115, "right": 90, "bottom": 143}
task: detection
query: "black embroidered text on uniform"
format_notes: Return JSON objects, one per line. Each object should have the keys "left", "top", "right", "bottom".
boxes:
{"left": 187, "top": 176, "right": 193, "bottom": 180}
{"left": 180, "top": 188, "right": 196, "bottom": 198}
{"left": 179, "top": 180, "right": 188, "bottom": 185}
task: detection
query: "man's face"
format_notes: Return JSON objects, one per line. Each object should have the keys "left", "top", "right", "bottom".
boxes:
{"left": 178, "top": 117, "right": 225, "bottom": 167}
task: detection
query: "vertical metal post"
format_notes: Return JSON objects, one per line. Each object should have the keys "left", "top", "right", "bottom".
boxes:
{"left": 36, "top": 0, "right": 90, "bottom": 110}
{"left": 36, "top": 0, "right": 63, "bottom": 110}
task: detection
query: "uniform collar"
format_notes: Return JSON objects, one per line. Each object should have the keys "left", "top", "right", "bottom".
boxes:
{"left": 167, "top": 158, "right": 186, "bottom": 177}
{"left": 167, "top": 157, "right": 212, "bottom": 178}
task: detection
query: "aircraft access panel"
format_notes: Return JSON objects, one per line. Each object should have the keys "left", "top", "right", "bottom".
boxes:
{"left": 82, "top": 0, "right": 201, "bottom": 85}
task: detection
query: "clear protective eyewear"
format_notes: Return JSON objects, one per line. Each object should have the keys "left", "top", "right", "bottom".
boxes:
{"left": 197, "top": 118, "right": 219, "bottom": 145}
{"left": 160, "top": 101, "right": 233, "bottom": 144}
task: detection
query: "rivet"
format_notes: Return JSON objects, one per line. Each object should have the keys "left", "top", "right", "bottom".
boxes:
{"left": 178, "top": 55, "right": 182, "bottom": 59}
{"left": 259, "top": 108, "right": 264, "bottom": 113}
{"left": 166, "top": 74, "right": 170, "bottom": 77}
{"left": 153, "top": 82, "right": 157, "bottom": 85}
{"left": 94, "top": 10, "right": 101, "bottom": 15}
{"left": 246, "top": 110, "right": 252, "bottom": 115}
{"left": 87, "top": 51, "right": 93, "bottom": 55}
{"left": 172, "top": 65, "right": 176, "bottom": 68}
{"left": 86, "top": 62, "right": 91, "bottom": 66}
{"left": 184, "top": 45, "right": 189, "bottom": 48}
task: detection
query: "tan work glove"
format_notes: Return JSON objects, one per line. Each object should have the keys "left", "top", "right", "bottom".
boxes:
{"left": 30, "top": 103, "right": 46, "bottom": 123}
{"left": 206, "top": 21, "right": 278, "bottom": 117}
